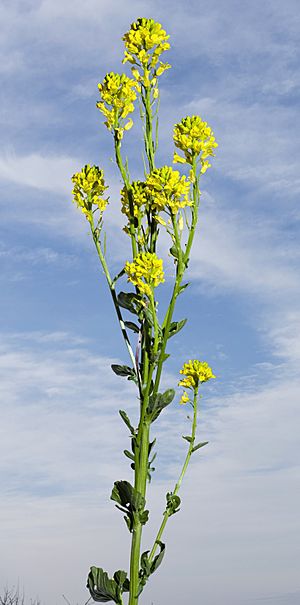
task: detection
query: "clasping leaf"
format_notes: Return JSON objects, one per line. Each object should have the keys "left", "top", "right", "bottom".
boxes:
{"left": 148, "top": 388, "right": 175, "bottom": 422}
{"left": 111, "top": 480, "right": 149, "bottom": 532}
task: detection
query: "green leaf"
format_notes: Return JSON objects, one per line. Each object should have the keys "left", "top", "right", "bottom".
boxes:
{"left": 123, "top": 449, "right": 135, "bottom": 461}
{"left": 117, "top": 291, "right": 141, "bottom": 315}
{"left": 111, "top": 480, "right": 146, "bottom": 532}
{"left": 87, "top": 567, "right": 118, "bottom": 603}
{"left": 119, "top": 410, "right": 135, "bottom": 435}
{"left": 111, "top": 365, "right": 136, "bottom": 381}
{"left": 143, "top": 305, "right": 154, "bottom": 326}
{"left": 178, "top": 282, "right": 190, "bottom": 295}
{"left": 111, "top": 364, "right": 133, "bottom": 377}
{"left": 148, "top": 388, "right": 175, "bottom": 421}
{"left": 113, "top": 570, "right": 127, "bottom": 588}
{"left": 149, "top": 452, "right": 157, "bottom": 465}
{"left": 138, "top": 542, "right": 166, "bottom": 595}
{"left": 140, "top": 550, "right": 151, "bottom": 577}
{"left": 160, "top": 389, "right": 175, "bottom": 406}
{"left": 167, "top": 318, "right": 187, "bottom": 338}
{"left": 139, "top": 509, "right": 149, "bottom": 525}
{"left": 169, "top": 245, "right": 179, "bottom": 259}
{"left": 166, "top": 492, "right": 181, "bottom": 516}
{"left": 150, "top": 541, "right": 165, "bottom": 574}
{"left": 182, "top": 435, "right": 193, "bottom": 443}
{"left": 111, "top": 480, "right": 144, "bottom": 511}
{"left": 192, "top": 441, "right": 209, "bottom": 452}
{"left": 124, "top": 321, "right": 140, "bottom": 333}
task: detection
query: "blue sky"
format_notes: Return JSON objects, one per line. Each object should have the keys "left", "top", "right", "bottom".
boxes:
{"left": 1, "top": 1, "right": 300, "bottom": 604}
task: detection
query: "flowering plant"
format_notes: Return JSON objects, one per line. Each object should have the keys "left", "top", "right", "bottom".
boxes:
{"left": 71, "top": 17, "right": 217, "bottom": 605}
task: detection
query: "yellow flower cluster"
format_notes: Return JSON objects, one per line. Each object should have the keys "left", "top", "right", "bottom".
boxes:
{"left": 72, "top": 165, "right": 108, "bottom": 219}
{"left": 123, "top": 18, "right": 171, "bottom": 88}
{"left": 146, "top": 166, "right": 192, "bottom": 215}
{"left": 121, "top": 181, "right": 147, "bottom": 221}
{"left": 173, "top": 115, "right": 218, "bottom": 171}
{"left": 124, "top": 252, "right": 164, "bottom": 297}
{"left": 97, "top": 72, "right": 139, "bottom": 138}
{"left": 178, "top": 360, "right": 215, "bottom": 392}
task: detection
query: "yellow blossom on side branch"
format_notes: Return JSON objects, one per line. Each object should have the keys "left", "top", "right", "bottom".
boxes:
{"left": 178, "top": 360, "right": 216, "bottom": 390}
{"left": 97, "top": 72, "right": 139, "bottom": 139}
{"left": 124, "top": 252, "right": 164, "bottom": 297}
{"left": 72, "top": 164, "right": 108, "bottom": 219}
{"left": 146, "top": 166, "right": 192, "bottom": 215}
{"left": 173, "top": 115, "right": 218, "bottom": 170}
{"left": 179, "top": 391, "right": 190, "bottom": 405}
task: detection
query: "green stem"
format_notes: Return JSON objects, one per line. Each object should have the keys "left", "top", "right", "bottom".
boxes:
{"left": 90, "top": 218, "right": 142, "bottom": 394}
{"left": 152, "top": 162, "right": 199, "bottom": 402}
{"left": 128, "top": 293, "right": 159, "bottom": 605}
{"left": 114, "top": 135, "right": 137, "bottom": 259}
{"left": 148, "top": 387, "right": 199, "bottom": 564}
{"left": 144, "top": 85, "right": 155, "bottom": 172}
{"left": 149, "top": 292, "right": 159, "bottom": 357}
{"left": 129, "top": 418, "right": 150, "bottom": 605}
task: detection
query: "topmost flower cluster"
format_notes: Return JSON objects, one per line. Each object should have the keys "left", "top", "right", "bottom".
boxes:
{"left": 122, "top": 18, "right": 171, "bottom": 86}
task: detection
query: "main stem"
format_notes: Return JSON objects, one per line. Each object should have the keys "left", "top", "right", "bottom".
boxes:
{"left": 128, "top": 419, "right": 150, "bottom": 605}
{"left": 128, "top": 82, "right": 158, "bottom": 605}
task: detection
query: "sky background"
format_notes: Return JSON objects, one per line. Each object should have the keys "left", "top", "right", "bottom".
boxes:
{"left": 1, "top": 0, "right": 300, "bottom": 604}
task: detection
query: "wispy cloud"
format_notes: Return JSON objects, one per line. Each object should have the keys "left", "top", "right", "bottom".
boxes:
{"left": 0, "top": 153, "right": 80, "bottom": 194}
{"left": 1, "top": 331, "right": 299, "bottom": 605}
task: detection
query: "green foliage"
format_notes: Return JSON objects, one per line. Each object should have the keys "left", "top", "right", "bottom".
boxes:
{"left": 117, "top": 291, "right": 141, "bottom": 315}
{"left": 138, "top": 541, "right": 166, "bottom": 594}
{"left": 87, "top": 566, "right": 129, "bottom": 603}
{"left": 182, "top": 435, "right": 193, "bottom": 443}
{"left": 148, "top": 388, "right": 175, "bottom": 421}
{"left": 119, "top": 409, "right": 135, "bottom": 435}
{"left": 178, "top": 282, "right": 190, "bottom": 295}
{"left": 166, "top": 492, "right": 181, "bottom": 516}
{"left": 111, "top": 364, "right": 137, "bottom": 384}
{"left": 166, "top": 318, "right": 187, "bottom": 339}
{"left": 124, "top": 321, "right": 140, "bottom": 333}
{"left": 192, "top": 441, "right": 209, "bottom": 452}
{"left": 111, "top": 480, "right": 149, "bottom": 532}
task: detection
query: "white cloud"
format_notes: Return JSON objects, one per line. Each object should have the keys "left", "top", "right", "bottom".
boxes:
{"left": 0, "top": 242, "right": 76, "bottom": 268}
{"left": 188, "top": 200, "right": 300, "bottom": 299}
{"left": 0, "top": 152, "right": 79, "bottom": 194}
{"left": 263, "top": 310, "right": 300, "bottom": 365}
{"left": 193, "top": 97, "right": 300, "bottom": 196}
{"left": 0, "top": 331, "right": 299, "bottom": 605}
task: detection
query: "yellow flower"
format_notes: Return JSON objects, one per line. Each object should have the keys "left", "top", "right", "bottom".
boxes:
{"left": 71, "top": 165, "right": 108, "bottom": 219}
{"left": 122, "top": 18, "right": 171, "bottom": 85}
{"left": 145, "top": 166, "right": 192, "bottom": 215}
{"left": 178, "top": 360, "right": 216, "bottom": 390}
{"left": 124, "top": 252, "right": 164, "bottom": 297}
{"left": 179, "top": 391, "right": 190, "bottom": 405}
{"left": 96, "top": 72, "right": 139, "bottom": 138}
{"left": 154, "top": 215, "right": 167, "bottom": 226}
{"left": 173, "top": 115, "right": 218, "bottom": 168}
{"left": 121, "top": 180, "right": 148, "bottom": 223}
